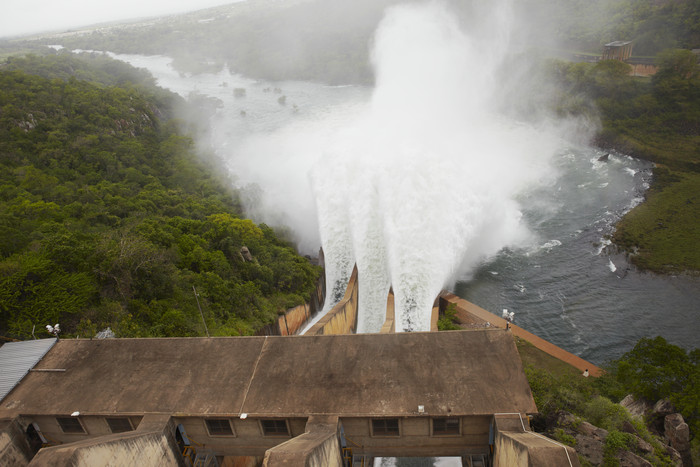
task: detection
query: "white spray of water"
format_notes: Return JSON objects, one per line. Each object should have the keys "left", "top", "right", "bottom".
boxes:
{"left": 310, "top": 1, "right": 563, "bottom": 331}
{"left": 229, "top": 1, "right": 569, "bottom": 332}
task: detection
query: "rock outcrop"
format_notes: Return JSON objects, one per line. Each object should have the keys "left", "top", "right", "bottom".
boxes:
{"left": 620, "top": 394, "right": 652, "bottom": 420}
{"left": 550, "top": 408, "right": 688, "bottom": 467}
{"left": 665, "top": 413, "right": 692, "bottom": 466}
{"left": 240, "top": 246, "right": 254, "bottom": 262}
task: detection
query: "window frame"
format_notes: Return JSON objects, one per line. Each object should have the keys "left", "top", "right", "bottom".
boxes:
{"left": 56, "top": 417, "right": 86, "bottom": 434}
{"left": 204, "top": 418, "right": 235, "bottom": 437}
{"left": 431, "top": 417, "right": 461, "bottom": 436}
{"left": 259, "top": 419, "right": 291, "bottom": 437}
{"left": 105, "top": 417, "right": 134, "bottom": 434}
{"left": 370, "top": 418, "right": 401, "bottom": 437}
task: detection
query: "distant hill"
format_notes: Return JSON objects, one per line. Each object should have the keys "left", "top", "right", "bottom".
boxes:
{"left": 7, "top": 0, "right": 698, "bottom": 85}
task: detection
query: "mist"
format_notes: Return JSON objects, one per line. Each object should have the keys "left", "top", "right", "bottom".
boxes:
{"left": 224, "top": 0, "right": 579, "bottom": 332}
{"left": 0, "top": 0, "right": 242, "bottom": 38}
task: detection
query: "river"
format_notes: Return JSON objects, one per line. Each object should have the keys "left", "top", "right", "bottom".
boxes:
{"left": 93, "top": 50, "right": 699, "bottom": 366}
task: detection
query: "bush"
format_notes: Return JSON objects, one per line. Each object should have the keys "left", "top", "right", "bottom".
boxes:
{"left": 583, "top": 396, "right": 630, "bottom": 432}
{"left": 437, "top": 303, "right": 461, "bottom": 331}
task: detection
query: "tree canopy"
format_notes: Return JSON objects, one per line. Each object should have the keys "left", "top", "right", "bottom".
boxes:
{"left": 0, "top": 54, "right": 321, "bottom": 340}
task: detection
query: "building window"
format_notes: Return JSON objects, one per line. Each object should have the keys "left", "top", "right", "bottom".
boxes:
{"left": 260, "top": 419, "right": 290, "bottom": 437}
{"left": 205, "top": 419, "right": 234, "bottom": 436}
{"left": 57, "top": 417, "right": 85, "bottom": 434}
{"left": 432, "top": 417, "right": 460, "bottom": 435}
{"left": 106, "top": 417, "right": 133, "bottom": 433}
{"left": 371, "top": 419, "right": 400, "bottom": 437}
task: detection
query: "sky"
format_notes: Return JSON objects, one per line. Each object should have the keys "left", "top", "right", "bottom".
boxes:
{"left": 1, "top": 0, "right": 244, "bottom": 38}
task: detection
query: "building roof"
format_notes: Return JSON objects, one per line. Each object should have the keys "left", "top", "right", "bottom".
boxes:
{"left": 0, "top": 338, "right": 57, "bottom": 403}
{"left": 605, "top": 41, "right": 633, "bottom": 47}
{"left": 0, "top": 330, "right": 537, "bottom": 418}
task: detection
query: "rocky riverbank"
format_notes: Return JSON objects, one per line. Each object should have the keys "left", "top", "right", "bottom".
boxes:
{"left": 547, "top": 396, "right": 693, "bottom": 466}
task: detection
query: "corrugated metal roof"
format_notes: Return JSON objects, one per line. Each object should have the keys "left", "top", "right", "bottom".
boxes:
{"left": 0, "top": 338, "right": 57, "bottom": 403}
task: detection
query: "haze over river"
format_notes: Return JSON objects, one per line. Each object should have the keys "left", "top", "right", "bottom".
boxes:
{"left": 100, "top": 50, "right": 699, "bottom": 365}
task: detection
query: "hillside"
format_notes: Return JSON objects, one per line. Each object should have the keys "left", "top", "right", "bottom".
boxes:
{"left": 7, "top": 0, "right": 697, "bottom": 85}
{"left": 0, "top": 53, "right": 321, "bottom": 340}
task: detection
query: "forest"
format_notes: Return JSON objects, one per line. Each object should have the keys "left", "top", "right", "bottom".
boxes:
{"left": 0, "top": 53, "right": 321, "bottom": 340}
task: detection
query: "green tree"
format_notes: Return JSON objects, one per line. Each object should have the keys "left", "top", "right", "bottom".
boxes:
{"left": 603, "top": 337, "right": 699, "bottom": 436}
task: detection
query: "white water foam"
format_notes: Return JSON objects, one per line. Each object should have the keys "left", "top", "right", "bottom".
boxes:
{"left": 308, "top": 1, "right": 568, "bottom": 331}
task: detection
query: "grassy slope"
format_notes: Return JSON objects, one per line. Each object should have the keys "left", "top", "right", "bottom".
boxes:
{"left": 613, "top": 169, "right": 700, "bottom": 274}
{"left": 516, "top": 337, "right": 583, "bottom": 379}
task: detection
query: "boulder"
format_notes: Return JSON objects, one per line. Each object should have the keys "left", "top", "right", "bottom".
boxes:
{"left": 664, "top": 445, "right": 683, "bottom": 467}
{"left": 578, "top": 421, "right": 609, "bottom": 441}
{"left": 240, "top": 246, "right": 254, "bottom": 262}
{"left": 621, "top": 395, "right": 652, "bottom": 420}
{"left": 654, "top": 399, "right": 676, "bottom": 416}
{"left": 575, "top": 434, "right": 604, "bottom": 466}
{"left": 621, "top": 420, "right": 638, "bottom": 435}
{"left": 554, "top": 411, "right": 577, "bottom": 428}
{"left": 618, "top": 450, "right": 652, "bottom": 467}
{"left": 647, "top": 399, "right": 675, "bottom": 436}
{"left": 664, "top": 414, "right": 690, "bottom": 451}
{"left": 664, "top": 413, "right": 692, "bottom": 466}
{"left": 631, "top": 434, "right": 653, "bottom": 454}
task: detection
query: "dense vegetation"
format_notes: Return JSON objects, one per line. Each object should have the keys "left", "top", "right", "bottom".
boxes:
{"left": 548, "top": 50, "right": 700, "bottom": 273}
{"left": 523, "top": 336, "right": 699, "bottom": 465}
{"left": 0, "top": 54, "right": 321, "bottom": 340}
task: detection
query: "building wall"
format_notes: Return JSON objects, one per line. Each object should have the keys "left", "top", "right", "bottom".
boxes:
{"left": 28, "top": 431, "right": 182, "bottom": 467}
{"left": 630, "top": 63, "right": 658, "bottom": 77}
{"left": 341, "top": 416, "right": 491, "bottom": 457}
{"left": 28, "top": 414, "right": 183, "bottom": 467}
{"left": 221, "top": 456, "right": 264, "bottom": 467}
{"left": 493, "top": 432, "right": 529, "bottom": 467}
{"left": 493, "top": 431, "right": 579, "bottom": 467}
{"left": 0, "top": 418, "right": 33, "bottom": 466}
{"left": 263, "top": 416, "right": 343, "bottom": 467}
{"left": 174, "top": 416, "right": 308, "bottom": 457}
{"left": 18, "top": 415, "right": 142, "bottom": 447}
{"left": 263, "top": 431, "right": 342, "bottom": 467}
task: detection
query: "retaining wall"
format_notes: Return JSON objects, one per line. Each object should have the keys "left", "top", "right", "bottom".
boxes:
{"left": 28, "top": 415, "right": 183, "bottom": 467}
{"left": 439, "top": 292, "right": 602, "bottom": 376}
{"left": 258, "top": 249, "right": 326, "bottom": 336}
{"left": 493, "top": 414, "right": 579, "bottom": 467}
{"left": 307, "top": 266, "right": 358, "bottom": 336}
{"left": 262, "top": 416, "right": 343, "bottom": 467}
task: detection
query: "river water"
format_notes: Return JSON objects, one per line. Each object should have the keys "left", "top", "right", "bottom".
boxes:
{"left": 97, "top": 51, "right": 699, "bottom": 365}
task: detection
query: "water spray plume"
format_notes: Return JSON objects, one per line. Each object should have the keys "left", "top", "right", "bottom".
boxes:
{"left": 312, "top": 1, "right": 560, "bottom": 331}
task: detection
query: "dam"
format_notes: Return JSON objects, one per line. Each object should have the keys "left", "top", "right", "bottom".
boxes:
{"left": 0, "top": 262, "right": 598, "bottom": 466}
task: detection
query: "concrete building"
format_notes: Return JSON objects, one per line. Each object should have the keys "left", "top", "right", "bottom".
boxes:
{"left": 602, "top": 41, "right": 634, "bottom": 61}
{"left": 1, "top": 266, "right": 586, "bottom": 466}
{"left": 0, "top": 329, "right": 578, "bottom": 466}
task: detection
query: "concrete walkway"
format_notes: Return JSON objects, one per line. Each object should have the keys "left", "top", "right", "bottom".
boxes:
{"left": 441, "top": 293, "right": 603, "bottom": 377}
